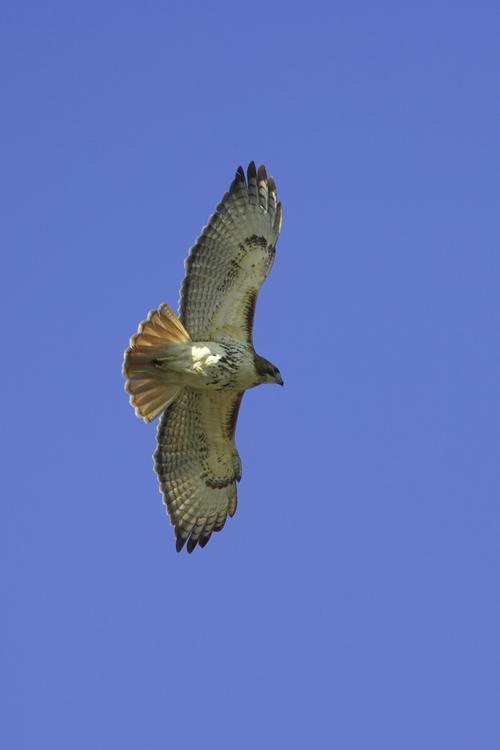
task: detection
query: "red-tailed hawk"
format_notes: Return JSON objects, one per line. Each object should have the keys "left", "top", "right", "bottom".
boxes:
{"left": 123, "top": 162, "right": 283, "bottom": 552}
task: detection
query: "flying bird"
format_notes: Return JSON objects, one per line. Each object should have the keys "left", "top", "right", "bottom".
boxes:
{"left": 123, "top": 162, "right": 283, "bottom": 552}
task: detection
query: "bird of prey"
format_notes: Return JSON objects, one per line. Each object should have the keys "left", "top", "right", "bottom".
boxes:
{"left": 123, "top": 162, "right": 283, "bottom": 553}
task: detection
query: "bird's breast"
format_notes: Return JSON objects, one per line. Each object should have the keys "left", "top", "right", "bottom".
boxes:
{"left": 184, "top": 340, "right": 255, "bottom": 389}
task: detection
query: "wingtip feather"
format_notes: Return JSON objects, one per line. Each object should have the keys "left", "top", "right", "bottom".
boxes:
{"left": 186, "top": 537, "right": 198, "bottom": 553}
{"left": 247, "top": 160, "right": 257, "bottom": 180}
{"left": 257, "top": 164, "right": 268, "bottom": 182}
{"left": 175, "top": 532, "right": 187, "bottom": 552}
{"left": 198, "top": 532, "right": 213, "bottom": 548}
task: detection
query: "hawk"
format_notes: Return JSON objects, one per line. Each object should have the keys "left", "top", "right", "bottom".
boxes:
{"left": 123, "top": 162, "right": 283, "bottom": 552}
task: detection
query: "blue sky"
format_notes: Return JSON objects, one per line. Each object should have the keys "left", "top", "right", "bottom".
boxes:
{"left": 2, "top": 1, "right": 499, "bottom": 748}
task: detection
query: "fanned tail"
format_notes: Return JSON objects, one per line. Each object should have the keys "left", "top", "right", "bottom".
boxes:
{"left": 123, "top": 303, "right": 191, "bottom": 422}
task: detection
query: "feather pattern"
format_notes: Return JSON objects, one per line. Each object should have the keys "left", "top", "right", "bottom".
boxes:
{"left": 179, "top": 162, "right": 282, "bottom": 343}
{"left": 155, "top": 389, "right": 244, "bottom": 552}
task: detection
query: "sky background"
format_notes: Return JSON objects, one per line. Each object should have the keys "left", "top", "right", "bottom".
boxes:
{"left": 2, "top": 1, "right": 499, "bottom": 748}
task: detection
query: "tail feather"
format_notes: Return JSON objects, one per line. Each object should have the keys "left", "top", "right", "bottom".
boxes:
{"left": 131, "top": 303, "right": 190, "bottom": 348}
{"left": 123, "top": 303, "right": 190, "bottom": 422}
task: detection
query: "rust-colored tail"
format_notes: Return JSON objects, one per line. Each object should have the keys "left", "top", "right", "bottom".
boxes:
{"left": 123, "top": 303, "right": 190, "bottom": 422}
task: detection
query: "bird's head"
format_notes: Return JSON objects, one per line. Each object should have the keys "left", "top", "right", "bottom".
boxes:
{"left": 254, "top": 354, "right": 284, "bottom": 386}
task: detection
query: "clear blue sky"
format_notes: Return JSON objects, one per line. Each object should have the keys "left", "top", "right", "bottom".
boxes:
{"left": 2, "top": 1, "right": 499, "bottom": 748}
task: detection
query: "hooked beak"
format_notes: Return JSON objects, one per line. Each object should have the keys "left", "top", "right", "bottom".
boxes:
{"left": 276, "top": 374, "right": 284, "bottom": 386}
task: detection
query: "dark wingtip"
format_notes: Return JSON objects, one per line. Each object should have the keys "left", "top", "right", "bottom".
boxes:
{"left": 186, "top": 537, "right": 198, "bottom": 554}
{"left": 230, "top": 166, "right": 246, "bottom": 194}
{"left": 174, "top": 526, "right": 189, "bottom": 552}
{"left": 268, "top": 176, "right": 276, "bottom": 193}
{"left": 247, "top": 161, "right": 257, "bottom": 180}
{"left": 176, "top": 534, "right": 186, "bottom": 553}
{"left": 257, "top": 164, "right": 268, "bottom": 181}
{"left": 198, "top": 532, "right": 213, "bottom": 549}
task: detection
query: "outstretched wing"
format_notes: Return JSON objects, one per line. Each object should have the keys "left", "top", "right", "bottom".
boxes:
{"left": 155, "top": 388, "right": 244, "bottom": 553}
{"left": 179, "top": 162, "right": 282, "bottom": 343}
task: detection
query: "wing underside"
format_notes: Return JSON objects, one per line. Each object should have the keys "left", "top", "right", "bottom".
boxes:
{"left": 154, "top": 388, "right": 244, "bottom": 552}
{"left": 179, "top": 162, "right": 282, "bottom": 343}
